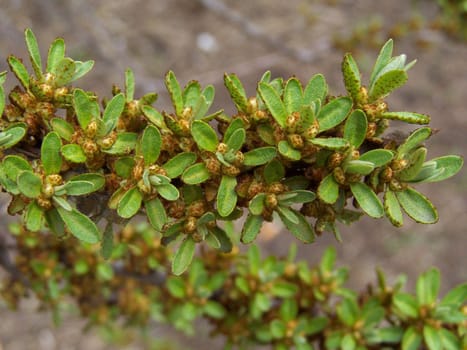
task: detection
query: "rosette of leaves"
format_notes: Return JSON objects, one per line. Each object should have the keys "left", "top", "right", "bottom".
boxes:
{"left": 242, "top": 159, "right": 316, "bottom": 244}
{"left": 257, "top": 72, "right": 354, "bottom": 161}
{"left": 371, "top": 127, "right": 464, "bottom": 227}
{"left": 0, "top": 132, "right": 104, "bottom": 243}
{"left": 391, "top": 269, "right": 467, "bottom": 350}
{"left": 8, "top": 29, "right": 94, "bottom": 106}
{"left": 186, "top": 117, "right": 276, "bottom": 217}
{"left": 342, "top": 39, "right": 430, "bottom": 127}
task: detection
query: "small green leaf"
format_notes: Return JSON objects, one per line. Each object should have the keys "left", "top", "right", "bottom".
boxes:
{"left": 163, "top": 152, "right": 196, "bottom": 178}
{"left": 384, "top": 189, "right": 404, "bottom": 227}
{"left": 166, "top": 70, "right": 184, "bottom": 116}
{"left": 141, "top": 125, "right": 161, "bottom": 165}
{"left": 8, "top": 56, "right": 29, "bottom": 89}
{"left": 277, "top": 190, "right": 315, "bottom": 205}
{"left": 182, "top": 163, "right": 210, "bottom": 184}
{"left": 423, "top": 325, "right": 442, "bottom": 350}
{"left": 62, "top": 180, "right": 94, "bottom": 196}
{"left": 350, "top": 182, "right": 384, "bottom": 218}
{"left": 241, "top": 213, "right": 263, "bottom": 244}
{"left": 370, "top": 39, "right": 393, "bottom": 87}
{"left": 191, "top": 120, "right": 219, "bottom": 152}
{"left": 52, "top": 195, "right": 72, "bottom": 211}
{"left": 344, "top": 160, "right": 375, "bottom": 175}
{"left": 278, "top": 208, "right": 315, "bottom": 243}
{"left": 337, "top": 298, "right": 359, "bottom": 326}
{"left": 395, "top": 187, "right": 438, "bottom": 224}
{"left": 224, "top": 73, "right": 248, "bottom": 113}
{"left": 125, "top": 68, "right": 135, "bottom": 101}
{"left": 46, "top": 37, "right": 65, "bottom": 73}
{"left": 249, "top": 193, "right": 266, "bottom": 215}
{"left": 117, "top": 187, "right": 143, "bottom": 219}
{"left": 401, "top": 326, "right": 422, "bottom": 350}
{"left": 114, "top": 157, "right": 135, "bottom": 178}
{"left": 61, "top": 144, "right": 86, "bottom": 163}
{"left": 57, "top": 207, "right": 100, "bottom": 244}
{"left": 344, "top": 110, "right": 367, "bottom": 148}
{"left": 142, "top": 105, "right": 165, "bottom": 128}
{"left": 359, "top": 149, "right": 394, "bottom": 167}
{"left": 244, "top": 147, "right": 277, "bottom": 166}
{"left": 52, "top": 58, "right": 76, "bottom": 87}
{"left": 25, "top": 29, "right": 42, "bottom": 78}
{"left": 393, "top": 293, "right": 419, "bottom": 319}
{"left": 217, "top": 175, "right": 237, "bottom": 217}
{"left": 70, "top": 60, "right": 94, "bottom": 82}
{"left": 318, "top": 173, "right": 340, "bottom": 204}
{"left": 50, "top": 118, "right": 74, "bottom": 141}
{"left": 369, "top": 69, "right": 408, "bottom": 101}
{"left": 183, "top": 80, "right": 201, "bottom": 109}
{"left": 411, "top": 155, "right": 463, "bottom": 183}
{"left": 209, "top": 226, "right": 232, "bottom": 253}
{"left": 311, "top": 137, "right": 349, "bottom": 151}
{"left": 381, "top": 111, "right": 430, "bottom": 125}
{"left": 398, "top": 147, "right": 427, "bottom": 181}
{"left": 44, "top": 208, "right": 65, "bottom": 236}
{"left": 317, "top": 97, "right": 352, "bottom": 132}
{"left": 103, "top": 132, "right": 138, "bottom": 155}
{"left": 172, "top": 237, "right": 196, "bottom": 276}
{"left": 145, "top": 197, "right": 167, "bottom": 231}
{"left": 276, "top": 205, "right": 299, "bottom": 224}
{"left": 256, "top": 123, "right": 275, "bottom": 145}
{"left": 263, "top": 159, "right": 285, "bottom": 184}
{"left": 2, "top": 155, "right": 33, "bottom": 180}
{"left": 284, "top": 77, "right": 303, "bottom": 114}
{"left": 225, "top": 128, "right": 245, "bottom": 152}
{"left": 440, "top": 329, "right": 461, "bottom": 350}
{"left": 304, "top": 74, "right": 327, "bottom": 105}
{"left": 157, "top": 183, "right": 180, "bottom": 201}
{"left": 278, "top": 140, "right": 301, "bottom": 160}
{"left": 73, "top": 89, "right": 99, "bottom": 130}
{"left": 342, "top": 53, "right": 361, "bottom": 101}
{"left": 258, "top": 82, "right": 287, "bottom": 127}
{"left": 25, "top": 201, "right": 44, "bottom": 231}
{"left": 102, "top": 93, "right": 125, "bottom": 135}
{"left": 440, "top": 283, "right": 467, "bottom": 309}
{"left": 41, "top": 132, "right": 62, "bottom": 175}
{"left": 0, "top": 125, "right": 26, "bottom": 149}
{"left": 66, "top": 173, "right": 105, "bottom": 194}
{"left": 416, "top": 268, "right": 440, "bottom": 306}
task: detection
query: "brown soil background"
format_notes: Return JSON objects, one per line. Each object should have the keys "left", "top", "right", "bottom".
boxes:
{"left": 0, "top": 0, "right": 466, "bottom": 349}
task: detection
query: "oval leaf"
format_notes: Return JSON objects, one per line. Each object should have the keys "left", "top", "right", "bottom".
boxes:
{"left": 57, "top": 207, "right": 100, "bottom": 244}
{"left": 318, "top": 173, "right": 339, "bottom": 204}
{"left": 342, "top": 53, "right": 361, "bottom": 101}
{"left": 381, "top": 111, "right": 430, "bottom": 125}
{"left": 359, "top": 149, "right": 394, "bottom": 167}
{"left": 244, "top": 147, "right": 277, "bottom": 166}
{"left": 284, "top": 77, "right": 303, "bottom": 114}
{"left": 61, "top": 144, "right": 86, "bottom": 163}
{"left": 395, "top": 187, "right": 438, "bottom": 224}
{"left": 217, "top": 175, "right": 237, "bottom": 217}
{"left": 117, "top": 187, "right": 143, "bottom": 219}
{"left": 344, "top": 109, "right": 367, "bottom": 148}
{"left": 384, "top": 189, "right": 403, "bottom": 227}
{"left": 241, "top": 214, "right": 263, "bottom": 244}
{"left": 172, "top": 237, "right": 196, "bottom": 276}
{"left": 258, "top": 82, "right": 287, "bottom": 127}
{"left": 41, "top": 132, "right": 62, "bottom": 175}
{"left": 102, "top": 93, "right": 125, "bottom": 135}
{"left": 163, "top": 152, "right": 197, "bottom": 179}
{"left": 350, "top": 182, "right": 384, "bottom": 218}
{"left": 145, "top": 197, "right": 167, "bottom": 231}
{"left": 304, "top": 74, "right": 327, "bottom": 105}
{"left": 182, "top": 163, "right": 210, "bottom": 184}
{"left": 141, "top": 125, "right": 162, "bottom": 165}
{"left": 191, "top": 120, "right": 219, "bottom": 152}
{"left": 369, "top": 69, "right": 407, "bottom": 101}
{"left": 317, "top": 97, "right": 352, "bottom": 132}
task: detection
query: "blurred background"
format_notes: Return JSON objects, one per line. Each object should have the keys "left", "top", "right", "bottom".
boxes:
{"left": 0, "top": 0, "right": 466, "bottom": 349}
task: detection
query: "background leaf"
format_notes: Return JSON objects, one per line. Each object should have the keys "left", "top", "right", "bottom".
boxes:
{"left": 172, "top": 237, "right": 196, "bottom": 275}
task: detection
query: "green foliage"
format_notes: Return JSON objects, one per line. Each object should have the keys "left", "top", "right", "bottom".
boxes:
{"left": 0, "top": 29, "right": 465, "bottom": 349}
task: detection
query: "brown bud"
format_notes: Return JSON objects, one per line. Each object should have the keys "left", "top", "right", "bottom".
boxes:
{"left": 82, "top": 139, "right": 99, "bottom": 156}
{"left": 366, "top": 122, "right": 377, "bottom": 139}
{"left": 222, "top": 164, "right": 240, "bottom": 177}
{"left": 184, "top": 216, "right": 197, "bottom": 233}
{"left": 85, "top": 120, "right": 98, "bottom": 139}
{"left": 181, "top": 107, "right": 192, "bottom": 120}
{"left": 285, "top": 112, "right": 300, "bottom": 133}
{"left": 390, "top": 158, "right": 408, "bottom": 171}
{"left": 302, "top": 123, "right": 319, "bottom": 140}
{"left": 288, "top": 134, "right": 304, "bottom": 149}
{"left": 265, "top": 193, "right": 278, "bottom": 209}
{"left": 267, "top": 182, "right": 286, "bottom": 194}
{"left": 125, "top": 100, "right": 139, "bottom": 117}
{"left": 216, "top": 142, "right": 228, "bottom": 154}
{"left": 35, "top": 102, "right": 55, "bottom": 120}
{"left": 187, "top": 200, "right": 206, "bottom": 218}
{"left": 167, "top": 200, "right": 185, "bottom": 219}
{"left": 327, "top": 152, "right": 344, "bottom": 168}
{"left": 233, "top": 151, "right": 244, "bottom": 167}
{"left": 178, "top": 119, "right": 190, "bottom": 135}
{"left": 205, "top": 157, "right": 221, "bottom": 175}
{"left": 46, "top": 174, "right": 63, "bottom": 186}
{"left": 379, "top": 167, "right": 393, "bottom": 182}
{"left": 246, "top": 97, "right": 258, "bottom": 115}
{"left": 37, "top": 196, "right": 52, "bottom": 210}
{"left": 333, "top": 167, "right": 346, "bottom": 185}
{"left": 42, "top": 183, "right": 55, "bottom": 198}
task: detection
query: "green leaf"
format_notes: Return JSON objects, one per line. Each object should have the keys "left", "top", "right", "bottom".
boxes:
{"left": 8, "top": 56, "right": 30, "bottom": 90}
{"left": 256, "top": 123, "right": 275, "bottom": 145}
{"left": 103, "top": 132, "right": 138, "bottom": 155}
{"left": 304, "top": 74, "right": 327, "bottom": 105}
{"left": 244, "top": 147, "right": 277, "bottom": 166}
{"left": 61, "top": 144, "right": 86, "bottom": 163}
{"left": 172, "top": 237, "right": 196, "bottom": 276}
{"left": 270, "top": 319, "right": 287, "bottom": 339}
{"left": 66, "top": 173, "right": 105, "bottom": 194}
{"left": 318, "top": 173, "right": 340, "bottom": 204}
{"left": 182, "top": 163, "right": 210, "bottom": 184}
{"left": 102, "top": 93, "right": 125, "bottom": 135}
{"left": 276, "top": 205, "right": 299, "bottom": 224}
{"left": 225, "top": 128, "right": 245, "bottom": 152}
{"left": 157, "top": 183, "right": 180, "bottom": 201}
{"left": 411, "top": 155, "right": 463, "bottom": 183}
{"left": 142, "top": 105, "right": 165, "bottom": 128}
{"left": 100, "top": 223, "right": 114, "bottom": 259}
{"left": 311, "top": 137, "right": 349, "bottom": 151}
{"left": 241, "top": 213, "right": 263, "bottom": 243}
{"left": 0, "top": 125, "right": 26, "bottom": 149}
{"left": 25, "top": 29, "right": 43, "bottom": 78}
{"left": 397, "top": 127, "right": 431, "bottom": 157}
{"left": 350, "top": 182, "right": 384, "bottom": 218}
{"left": 125, "top": 68, "right": 135, "bottom": 101}
{"left": 217, "top": 175, "right": 237, "bottom": 217}
{"left": 73, "top": 89, "right": 99, "bottom": 130}
{"left": 284, "top": 77, "right": 303, "bottom": 114}
{"left": 337, "top": 298, "right": 359, "bottom": 326}
{"left": 398, "top": 147, "right": 427, "bottom": 181}
{"left": 223, "top": 118, "right": 244, "bottom": 143}
{"left": 141, "top": 125, "right": 161, "bottom": 165}
{"left": 224, "top": 73, "right": 248, "bottom": 113}
{"left": 270, "top": 281, "right": 298, "bottom": 298}
{"left": 191, "top": 120, "right": 219, "bottom": 152}
{"left": 166, "top": 70, "right": 184, "bottom": 116}
{"left": 50, "top": 118, "right": 74, "bottom": 141}
{"left": 342, "top": 53, "right": 361, "bottom": 101}
{"left": 381, "top": 111, "right": 430, "bottom": 125}
{"left": 117, "top": 187, "right": 143, "bottom": 219}
{"left": 366, "top": 326, "right": 403, "bottom": 344}
{"left": 52, "top": 58, "right": 76, "bottom": 87}
{"left": 16, "top": 171, "right": 42, "bottom": 198}
{"left": 57, "top": 207, "right": 100, "bottom": 244}
{"left": 44, "top": 208, "right": 65, "bottom": 236}
{"left": 395, "top": 187, "right": 438, "bottom": 224}
{"left": 401, "top": 326, "right": 422, "bottom": 350}
{"left": 393, "top": 293, "right": 419, "bottom": 319}
{"left": 440, "top": 329, "right": 461, "bottom": 350}
{"left": 114, "top": 157, "right": 135, "bottom": 178}
{"left": 317, "top": 97, "right": 352, "bottom": 132}
{"left": 52, "top": 195, "right": 72, "bottom": 211}
{"left": 258, "top": 82, "right": 287, "bottom": 127}
{"left": 249, "top": 193, "right": 266, "bottom": 216}
{"left": 25, "top": 201, "right": 44, "bottom": 231}
{"left": 277, "top": 190, "right": 315, "bottom": 205}
{"left": 46, "top": 38, "right": 65, "bottom": 73}
{"left": 278, "top": 140, "right": 301, "bottom": 160}
{"left": 163, "top": 152, "right": 196, "bottom": 178}
{"left": 278, "top": 208, "right": 315, "bottom": 243}
{"left": 264, "top": 159, "right": 285, "bottom": 184}
{"left": 183, "top": 80, "right": 201, "bottom": 109}
{"left": 2, "top": 155, "right": 33, "bottom": 180}
{"left": 384, "top": 189, "right": 404, "bottom": 227}
{"left": 41, "top": 132, "right": 62, "bottom": 175}
{"left": 440, "top": 283, "right": 467, "bottom": 309}
{"left": 70, "top": 60, "right": 94, "bottom": 82}
{"left": 344, "top": 160, "right": 375, "bottom": 175}
{"left": 370, "top": 39, "right": 393, "bottom": 87}
{"left": 359, "top": 149, "right": 394, "bottom": 167}
{"left": 209, "top": 226, "right": 232, "bottom": 253}
{"left": 145, "top": 197, "right": 167, "bottom": 231}
{"left": 344, "top": 110, "right": 367, "bottom": 148}
{"left": 417, "top": 268, "right": 440, "bottom": 306}
{"left": 423, "top": 325, "right": 442, "bottom": 350}
{"left": 369, "top": 69, "right": 408, "bottom": 101}
{"left": 341, "top": 334, "right": 356, "bottom": 350}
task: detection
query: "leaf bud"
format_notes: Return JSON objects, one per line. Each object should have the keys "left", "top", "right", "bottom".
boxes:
{"left": 42, "top": 183, "right": 55, "bottom": 198}
{"left": 82, "top": 139, "right": 99, "bottom": 156}
{"left": 390, "top": 158, "right": 408, "bottom": 171}
{"left": 222, "top": 164, "right": 240, "bottom": 177}
{"left": 187, "top": 200, "right": 206, "bottom": 218}
{"left": 379, "top": 167, "right": 393, "bottom": 182}
{"left": 181, "top": 107, "right": 192, "bottom": 120}
{"left": 184, "top": 216, "right": 197, "bottom": 233}
{"left": 233, "top": 151, "right": 244, "bottom": 167}
{"left": 35, "top": 102, "right": 55, "bottom": 120}
{"left": 267, "top": 182, "right": 286, "bottom": 194}
{"left": 327, "top": 152, "right": 344, "bottom": 168}
{"left": 216, "top": 142, "right": 228, "bottom": 154}
{"left": 287, "top": 134, "right": 304, "bottom": 149}
{"left": 333, "top": 167, "right": 346, "bottom": 185}
{"left": 302, "top": 122, "right": 319, "bottom": 140}
{"left": 37, "top": 196, "right": 52, "bottom": 209}
{"left": 246, "top": 97, "right": 258, "bottom": 115}
{"left": 265, "top": 193, "right": 278, "bottom": 209}
{"left": 46, "top": 174, "right": 63, "bottom": 186}
{"left": 285, "top": 112, "right": 300, "bottom": 133}
{"left": 366, "top": 122, "right": 377, "bottom": 139}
